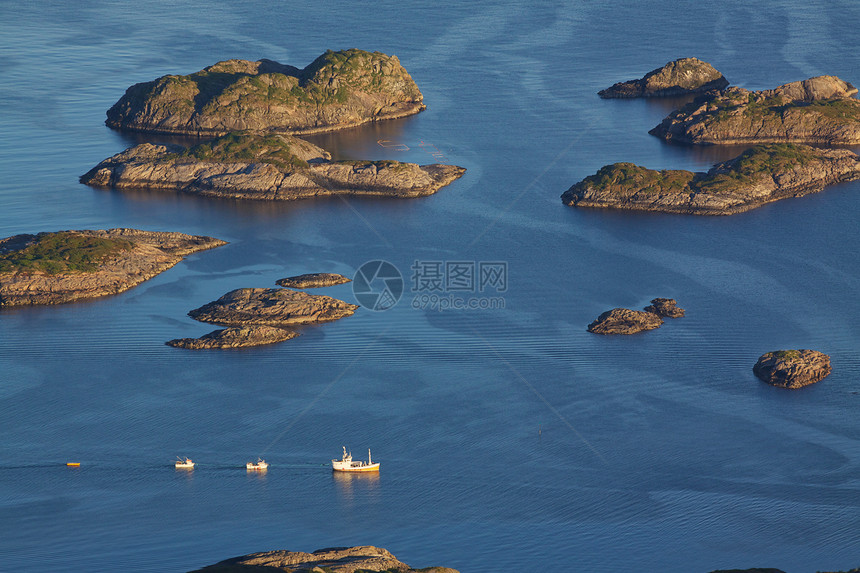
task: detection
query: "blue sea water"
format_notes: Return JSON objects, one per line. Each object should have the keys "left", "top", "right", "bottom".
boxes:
{"left": 1, "top": 1, "right": 859, "bottom": 571}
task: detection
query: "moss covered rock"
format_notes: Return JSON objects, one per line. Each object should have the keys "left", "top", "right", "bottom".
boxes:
{"left": 81, "top": 132, "right": 465, "bottom": 201}
{"left": 562, "top": 143, "right": 860, "bottom": 215}
{"left": 650, "top": 75, "right": 860, "bottom": 144}
{"left": 753, "top": 349, "right": 832, "bottom": 388}
{"left": 106, "top": 49, "right": 426, "bottom": 136}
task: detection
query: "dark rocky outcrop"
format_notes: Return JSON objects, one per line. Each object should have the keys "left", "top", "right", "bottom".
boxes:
{"left": 599, "top": 57, "right": 728, "bottom": 98}
{"left": 276, "top": 272, "right": 351, "bottom": 288}
{"left": 0, "top": 229, "right": 225, "bottom": 307}
{"left": 587, "top": 308, "right": 664, "bottom": 335}
{"left": 644, "top": 297, "right": 685, "bottom": 318}
{"left": 188, "top": 287, "right": 358, "bottom": 326}
{"left": 562, "top": 143, "right": 860, "bottom": 215}
{"left": 106, "top": 49, "right": 426, "bottom": 136}
{"left": 753, "top": 349, "right": 832, "bottom": 388}
{"left": 190, "top": 545, "right": 459, "bottom": 573}
{"left": 81, "top": 132, "right": 465, "bottom": 201}
{"left": 650, "top": 75, "right": 860, "bottom": 144}
{"left": 166, "top": 325, "right": 298, "bottom": 349}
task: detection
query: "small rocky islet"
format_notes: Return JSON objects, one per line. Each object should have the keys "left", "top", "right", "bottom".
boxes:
{"left": 276, "top": 272, "right": 351, "bottom": 288}
{"left": 191, "top": 545, "right": 458, "bottom": 573}
{"left": 598, "top": 57, "right": 729, "bottom": 98}
{"left": 0, "top": 229, "right": 225, "bottom": 307}
{"left": 753, "top": 349, "right": 832, "bottom": 388}
{"left": 80, "top": 131, "right": 465, "bottom": 201}
{"left": 650, "top": 75, "right": 860, "bottom": 144}
{"left": 167, "top": 286, "right": 358, "bottom": 349}
{"left": 106, "top": 49, "right": 426, "bottom": 136}
{"left": 563, "top": 143, "right": 860, "bottom": 215}
{"left": 587, "top": 298, "right": 684, "bottom": 335}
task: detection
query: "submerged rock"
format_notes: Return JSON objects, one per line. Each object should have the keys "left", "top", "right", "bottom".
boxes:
{"left": 276, "top": 272, "right": 351, "bottom": 288}
{"left": 191, "top": 545, "right": 459, "bottom": 573}
{"left": 0, "top": 229, "right": 225, "bottom": 307}
{"left": 599, "top": 57, "right": 728, "bottom": 98}
{"left": 106, "top": 49, "right": 426, "bottom": 136}
{"left": 587, "top": 308, "right": 664, "bottom": 335}
{"left": 650, "top": 75, "right": 860, "bottom": 144}
{"left": 166, "top": 325, "right": 298, "bottom": 349}
{"left": 81, "top": 132, "right": 465, "bottom": 201}
{"left": 562, "top": 143, "right": 860, "bottom": 215}
{"left": 188, "top": 287, "right": 358, "bottom": 326}
{"left": 753, "top": 349, "right": 832, "bottom": 388}
{"left": 644, "top": 298, "right": 685, "bottom": 318}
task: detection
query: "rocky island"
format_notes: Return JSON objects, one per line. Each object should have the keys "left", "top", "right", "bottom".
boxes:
{"left": 191, "top": 545, "right": 458, "bottom": 573}
{"left": 587, "top": 299, "right": 685, "bottom": 335}
{"left": 188, "top": 287, "right": 358, "bottom": 326}
{"left": 0, "top": 229, "right": 225, "bottom": 307}
{"left": 276, "top": 272, "right": 351, "bottom": 288}
{"left": 599, "top": 57, "right": 728, "bottom": 98}
{"left": 168, "top": 287, "right": 357, "bottom": 349}
{"left": 106, "top": 49, "right": 426, "bottom": 136}
{"left": 81, "top": 132, "right": 465, "bottom": 201}
{"left": 753, "top": 349, "right": 832, "bottom": 388}
{"left": 562, "top": 143, "right": 860, "bottom": 215}
{"left": 650, "top": 75, "right": 860, "bottom": 144}
{"left": 167, "top": 325, "right": 299, "bottom": 349}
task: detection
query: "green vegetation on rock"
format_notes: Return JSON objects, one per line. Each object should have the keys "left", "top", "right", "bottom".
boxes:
{"left": 772, "top": 349, "right": 802, "bottom": 360}
{"left": 179, "top": 132, "right": 309, "bottom": 170}
{"left": 695, "top": 143, "right": 817, "bottom": 193}
{"left": 106, "top": 49, "right": 424, "bottom": 135}
{"left": 0, "top": 232, "right": 133, "bottom": 274}
{"left": 580, "top": 163, "right": 696, "bottom": 195}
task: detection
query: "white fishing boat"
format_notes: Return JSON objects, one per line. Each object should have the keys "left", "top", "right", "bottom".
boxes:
{"left": 246, "top": 458, "right": 268, "bottom": 471}
{"left": 175, "top": 457, "right": 194, "bottom": 469}
{"left": 331, "top": 446, "right": 380, "bottom": 472}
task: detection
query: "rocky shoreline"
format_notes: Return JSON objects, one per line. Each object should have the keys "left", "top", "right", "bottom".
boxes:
{"left": 599, "top": 57, "right": 728, "bottom": 98}
{"left": 191, "top": 546, "right": 458, "bottom": 573}
{"left": 0, "top": 229, "right": 225, "bottom": 307}
{"left": 81, "top": 132, "right": 465, "bottom": 201}
{"left": 650, "top": 75, "right": 860, "bottom": 144}
{"left": 563, "top": 143, "right": 860, "bottom": 215}
{"left": 106, "top": 50, "right": 426, "bottom": 136}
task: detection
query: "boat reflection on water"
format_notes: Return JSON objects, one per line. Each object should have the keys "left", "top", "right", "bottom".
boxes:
{"left": 332, "top": 468, "right": 380, "bottom": 504}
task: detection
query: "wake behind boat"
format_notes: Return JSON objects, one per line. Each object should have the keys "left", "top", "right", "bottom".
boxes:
{"left": 332, "top": 446, "right": 380, "bottom": 472}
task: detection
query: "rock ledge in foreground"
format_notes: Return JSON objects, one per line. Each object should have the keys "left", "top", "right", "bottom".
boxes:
{"left": 190, "top": 545, "right": 459, "bottom": 573}
{"left": 599, "top": 57, "right": 728, "bottom": 98}
{"left": 753, "top": 349, "right": 832, "bottom": 388}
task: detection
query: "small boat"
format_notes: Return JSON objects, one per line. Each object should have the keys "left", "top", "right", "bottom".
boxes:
{"left": 331, "top": 446, "right": 380, "bottom": 472}
{"left": 175, "top": 457, "right": 194, "bottom": 469}
{"left": 66, "top": 462, "right": 81, "bottom": 467}
{"left": 246, "top": 458, "right": 268, "bottom": 471}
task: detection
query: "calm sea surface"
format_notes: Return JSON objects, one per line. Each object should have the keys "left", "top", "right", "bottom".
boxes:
{"left": 1, "top": 2, "right": 859, "bottom": 572}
